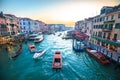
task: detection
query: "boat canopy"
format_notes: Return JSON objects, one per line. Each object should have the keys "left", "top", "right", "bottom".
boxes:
{"left": 90, "top": 50, "right": 97, "bottom": 53}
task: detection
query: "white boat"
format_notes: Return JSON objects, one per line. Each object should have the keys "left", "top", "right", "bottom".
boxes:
{"left": 33, "top": 49, "right": 47, "bottom": 59}
{"left": 29, "top": 34, "right": 39, "bottom": 40}
{"left": 34, "top": 35, "right": 43, "bottom": 43}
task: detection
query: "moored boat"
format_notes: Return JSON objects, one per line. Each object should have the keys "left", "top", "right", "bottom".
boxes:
{"left": 29, "top": 33, "right": 38, "bottom": 40}
{"left": 34, "top": 35, "right": 43, "bottom": 43}
{"left": 29, "top": 44, "right": 36, "bottom": 52}
{"left": 62, "top": 35, "right": 72, "bottom": 39}
{"left": 11, "top": 44, "right": 22, "bottom": 58}
{"left": 86, "top": 48, "right": 110, "bottom": 65}
{"left": 33, "top": 49, "right": 47, "bottom": 59}
{"left": 52, "top": 51, "right": 62, "bottom": 69}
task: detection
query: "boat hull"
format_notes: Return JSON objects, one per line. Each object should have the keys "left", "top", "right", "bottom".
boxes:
{"left": 86, "top": 48, "right": 110, "bottom": 65}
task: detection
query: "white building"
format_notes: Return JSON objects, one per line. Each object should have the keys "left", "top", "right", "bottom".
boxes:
{"left": 20, "top": 18, "right": 48, "bottom": 33}
{"left": 85, "top": 18, "right": 93, "bottom": 37}
{"left": 32, "top": 20, "right": 40, "bottom": 32}
{"left": 20, "top": 18, "right": 33, "bottom": 33}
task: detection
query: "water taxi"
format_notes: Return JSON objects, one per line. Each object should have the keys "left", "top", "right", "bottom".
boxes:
{"left": 52, "top": 51, "right": 62, "bottom": 69}
{"left": 86, "top": 48, "right": 110, "bottom": 65}
{"left": 29, "top": 44, "right": 36, "bottom": 52}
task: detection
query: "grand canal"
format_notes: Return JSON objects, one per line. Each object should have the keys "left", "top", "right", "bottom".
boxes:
{"left": 0, "top": 32, "right": 120, "bottom": 80}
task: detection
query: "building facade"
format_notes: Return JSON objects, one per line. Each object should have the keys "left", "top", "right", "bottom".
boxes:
{"left": 75, "top": 4, "right": 120, "bottom": 53}
{"left": 91, "top": 5, "right": 120, "bottom": 53}
{"left": 0, "top": 12, "right": 7, "bottom": 36}
{"left": 75, "top": 20, "right": 84, "bottom": 31}
{"left": 20, "top": 18, "right": 33, "bottom": 33}
{"left": 5, "top": 14, "right": 21, "bottom": 35}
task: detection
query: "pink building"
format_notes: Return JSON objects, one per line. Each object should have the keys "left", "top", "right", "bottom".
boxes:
{"left": 0, "top": 12, "right": 7, "bottom": 36}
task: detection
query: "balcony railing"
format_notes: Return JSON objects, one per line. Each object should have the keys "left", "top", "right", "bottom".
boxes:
{"left": 104, "top": 20, "right": 115, "bottom": 23}
{"left": 91, "top": 36, "right": 120, "bottom": 47}
{"left": 102, "top": 28, "right": 112, "bottom": 32}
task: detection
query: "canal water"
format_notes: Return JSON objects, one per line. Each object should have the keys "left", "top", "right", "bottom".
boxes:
{"left": 0, "top": 32, "right": 120, "bottom": 80}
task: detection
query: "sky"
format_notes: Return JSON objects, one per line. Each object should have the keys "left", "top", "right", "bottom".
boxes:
{"left": 0, "top": 0, "right": 120, "bottom": 27}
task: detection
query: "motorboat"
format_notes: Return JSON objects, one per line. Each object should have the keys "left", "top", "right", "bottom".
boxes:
{"left": 34, "top": 35, "right": 43, "bottom": 43}
{"left": 33, "top": 49, "right": 47, "bottom": 59}
{"left": 86, "top": 48, "right": 110, "bottom": 65}
{"left": 52, "top": 51, "right": 62, "bottom": 69}
{"left": 29, "top": 44, "right": 36, "bottom": 52}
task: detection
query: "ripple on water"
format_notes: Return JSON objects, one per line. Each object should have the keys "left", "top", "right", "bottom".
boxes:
{"left": 0, "top": 33, "right": 120, "bottom": 80}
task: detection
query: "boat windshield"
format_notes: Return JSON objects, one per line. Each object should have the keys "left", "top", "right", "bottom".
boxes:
{"left": 55, "top": 51, "right": 60, "bottom": 54}
{"left": 31, "top": 46, "right": 35, "bottom": 49}
{"left": 55, "top": 58, "right": 60, "bottom": 62}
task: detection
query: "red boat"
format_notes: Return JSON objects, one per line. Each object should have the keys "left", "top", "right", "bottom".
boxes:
{"left": 29, "top": 44, "right": 36, "bottom": 52}
{"left": 52, "top": 51, "right": 62, "bottom": 69}
{"left": 86, "top": 48, "right": 110, "bottom": 65}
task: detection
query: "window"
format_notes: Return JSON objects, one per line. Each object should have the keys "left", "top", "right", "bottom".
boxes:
{"left": 111, "top": 15, "right": 114, "bottom": 20}
{"left": 100, "top": 32, "right": 102, "bottom": 38}
{"left": 96, "top": 32, "right": 97, "bottom": 36}
{"left": 102, "top": 17, "right": 105, "bottom": 21}
{"left": 101, "top": 25, "right": 103, "bottom": 29}
{"left": 23, "top": 22, "right": 25, "bottom": 25}
{"left": 113, "top": 34, "right": 117, "bottom": 41}
{"left": 105, "top": 24, "right": 108, "bottom": 28}
{"left": 107, "top": 33, "right": 110, "bottom": 40}
{"left": 106, "top": 16, "right": 108, "bottom": 21}
{"left": 24, "top": 26, "right": 25, "bottom": 29}
{"left": 103, "top": 33, "right": 106, "bottom": 38}
{"left": 118, "top": 13, "right": 120, "bottom": 19}
{"left": 115, "top": 23, "right": 120, "bottom": 29}
{"left": 28, "top": 22, "right": 30, "bottom": 25}
{"left": 100, "top": 18, "right": 102, "bottom": 22}
{"left": 109, "top": 24, "right": 113, "bottom": 30}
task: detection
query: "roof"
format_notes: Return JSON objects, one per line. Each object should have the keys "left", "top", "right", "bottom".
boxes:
{"left": 20, "top": 18, "right": 32, "bottom": 20}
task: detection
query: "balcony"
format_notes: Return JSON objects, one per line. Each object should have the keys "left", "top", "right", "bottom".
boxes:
{"left": 91, "top": 36, "right": 120, "bottom": 47}
{"left": 102, "top": 28, "right": 112, "bottom": 32}
{"left": 104, "top": 20, "right": 115, "bottom": 23}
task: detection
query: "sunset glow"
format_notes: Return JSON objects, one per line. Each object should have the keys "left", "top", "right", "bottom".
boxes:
{"left": 1, "top": 0, "right": 119, "bottom": 27}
